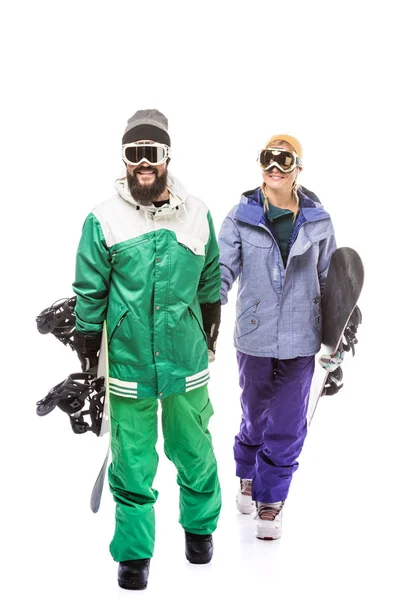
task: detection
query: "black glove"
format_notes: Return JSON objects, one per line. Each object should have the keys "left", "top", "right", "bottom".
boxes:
{"left": 73, "top": 330, "right": 102, "bottom": 373}
{"left": 200, "top": 301, "right": 221, "bottom": 361}
{"left": 343, "top": 305, "right": 362, "bottom": 356}
{"left": 323, "top": 365, "right": 344, "bottom": 396}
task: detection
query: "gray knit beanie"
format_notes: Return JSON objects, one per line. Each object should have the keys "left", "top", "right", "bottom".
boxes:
{"left": 122, "top": 109, "right": 170, "bottom": 147}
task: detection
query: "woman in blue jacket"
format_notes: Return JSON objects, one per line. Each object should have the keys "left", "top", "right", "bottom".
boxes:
{"left": 218, "top": 134, "right": 336, "bottom": 540}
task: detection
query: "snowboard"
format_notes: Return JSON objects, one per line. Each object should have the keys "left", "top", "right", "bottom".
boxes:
{"left": 308, "top": 247, "right": 364, "bottom": 424}
{"left": 90, "top": 322, "right": 111, "bottom": 513}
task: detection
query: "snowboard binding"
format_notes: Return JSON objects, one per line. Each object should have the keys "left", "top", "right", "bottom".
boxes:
{"left": 36, "top": 372, "right": 105, "bottom": 436}
{"left": 319, "top": 305, "right": 362, "bottom": 397}
{"left": 342, "top": 305, "right": 362, "bottom": 356}
{"left": 36, "top": 295, "right": 101, "bottom": 371}
{"left": 323, "top": 365, "right": 344, "bottom": 396}
{"left": 36, "top": 296, "right": 77, "bottom": 349}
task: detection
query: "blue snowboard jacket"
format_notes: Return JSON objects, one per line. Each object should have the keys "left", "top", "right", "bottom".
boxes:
{"left": 218, "top": 186, "right": 337, "bottom": 359}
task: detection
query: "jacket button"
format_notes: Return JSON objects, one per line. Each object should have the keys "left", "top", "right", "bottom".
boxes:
{"left": 159, "top": 392, "right": 163, "bottom": 397}
{"left": 251, "top": 319, "right": 256, "bottom": 324}
{"left": 157, "top": 257, "right": 161, "bottom": 262}
{"left": 156, "top": 305, "right": 160, "bottom": 310}
{"left": 155, "top": 351, "right": 159, "bottom": 356}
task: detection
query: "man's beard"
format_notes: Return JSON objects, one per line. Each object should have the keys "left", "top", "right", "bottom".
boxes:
{"left": 127, "top": 168, "right": 168, "bottom": 206}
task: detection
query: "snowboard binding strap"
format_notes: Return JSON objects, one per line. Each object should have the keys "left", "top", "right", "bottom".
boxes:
{"left": 342, "top": 305, "right": 362, "bottom": 356}
{"left": 36, "top": 296, "right": 77, "bottom": 349}
{"left": 36, "top": 372, "right": 105, "bottom": 436}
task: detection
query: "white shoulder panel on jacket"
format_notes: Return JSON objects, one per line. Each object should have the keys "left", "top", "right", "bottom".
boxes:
{"left": 92, "top": 174, "right": 210, "bottom": 248}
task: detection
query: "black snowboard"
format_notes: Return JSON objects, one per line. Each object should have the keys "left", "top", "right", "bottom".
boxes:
{"left": 308, "top": 247, "right": 364, "bottom": 423}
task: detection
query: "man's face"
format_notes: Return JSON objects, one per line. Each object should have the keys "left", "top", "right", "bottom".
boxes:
{"left": 125, "top": 139, "right": 169, "bottom": 205}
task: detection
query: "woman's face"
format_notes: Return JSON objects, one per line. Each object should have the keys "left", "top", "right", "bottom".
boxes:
{"left": 262, "top": 141, "right": 300, "bottom": 193}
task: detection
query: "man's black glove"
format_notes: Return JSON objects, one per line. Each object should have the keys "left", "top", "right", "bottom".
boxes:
{"left": 73, "top": 330, "right": 102, "bottom": 373}
{"left": 200, "top": 300, "right": 221, "bottom": 362}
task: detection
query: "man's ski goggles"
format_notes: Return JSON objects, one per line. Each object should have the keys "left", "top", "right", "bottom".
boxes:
{"left": 122, "top": 142, "right": 171, "bottom": 166}
{"left": 258, "top": 147, "right": 303, "bottom": 173}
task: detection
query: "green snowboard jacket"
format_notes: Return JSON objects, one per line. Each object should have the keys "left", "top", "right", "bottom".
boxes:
{"left": 73, "top": 174, "right": 221, "bottom": 400}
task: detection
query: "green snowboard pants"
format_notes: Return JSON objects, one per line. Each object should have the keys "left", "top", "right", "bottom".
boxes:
{"left": 108, "top": 384, "right": 221, "bottom": 561}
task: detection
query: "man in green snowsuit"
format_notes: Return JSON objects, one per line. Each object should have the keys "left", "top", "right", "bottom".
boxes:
{"left": 72, "top": 109, "right": 222, "bottom": 590}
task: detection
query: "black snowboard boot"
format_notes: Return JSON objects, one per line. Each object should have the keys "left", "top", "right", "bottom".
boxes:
{"left": 118, "top": 558, "right": 150, "bottom": 590}
{"left": 185, "top": 531, "right": 213, "bottom": 564}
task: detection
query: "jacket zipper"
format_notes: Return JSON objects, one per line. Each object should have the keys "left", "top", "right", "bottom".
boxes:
{"left": 256, "top": 222, "right": 286, "bottom": 279}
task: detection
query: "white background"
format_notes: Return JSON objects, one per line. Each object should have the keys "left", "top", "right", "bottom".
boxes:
{"left": 1, "top": 1, "right": 399, "bottom": 598}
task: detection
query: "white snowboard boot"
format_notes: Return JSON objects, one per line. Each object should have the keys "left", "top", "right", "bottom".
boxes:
{"left": 236, "top": 479, "right": 255, "bottom": 514}
{"left": 255, "top": 501, "right": 284, "bottom": 540}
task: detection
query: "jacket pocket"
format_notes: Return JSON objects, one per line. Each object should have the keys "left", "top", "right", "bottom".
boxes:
{"left": 110, "top": 237, "right": 151, "bottom": 264}
{"left": 188, "top": 305, "right": 207, "bottom": 343}
{"left": 172, "top": 306, "right": 207, "bottom": 361}
{"left": 241, "top": 228, "right": 273, "bottom": 249}
{"left": 236, "top": 299, "right": 261, "bottom": 338}
{"left": 107, "top": 307, "right": 129, "bottom": 346}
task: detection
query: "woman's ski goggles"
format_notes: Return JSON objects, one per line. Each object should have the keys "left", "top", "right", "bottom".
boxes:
{"left": 122, "top": 142, "right": 171, "bottom": 166}
{"left": 258, "top": 147, "right": 303, "bottom": 173}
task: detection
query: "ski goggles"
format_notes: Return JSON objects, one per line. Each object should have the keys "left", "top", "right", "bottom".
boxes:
{"left": 122, "top": 142, "right": 171, "bottom": 166}
{"left": 257, "top": 147, "right": 303, "bottom": 173}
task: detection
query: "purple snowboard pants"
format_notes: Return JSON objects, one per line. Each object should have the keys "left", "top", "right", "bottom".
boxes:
{"left": 234, "top": 351, "right": 315, "bottom": 503}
